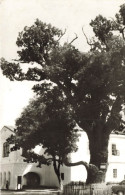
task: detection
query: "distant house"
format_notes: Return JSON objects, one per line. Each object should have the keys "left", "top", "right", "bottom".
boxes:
{"left": 0, "top": 126, "right": 125, "bottom": 190}
{"left": 0, "top": 126, "right": 71, "bottom": 190}
{"left": 70, "top": 130, "right": 125, "bottom": 184}
{"left": 106, "top": 131, "right": 125, "bottom": 182}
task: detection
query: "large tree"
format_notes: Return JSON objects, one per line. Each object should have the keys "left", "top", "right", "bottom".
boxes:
{"left": 1, "top": 4, "right": 125, "bottom": 183}
{"left": 8, "top": 88, "right": 81, "bottom": 185}
{"left": 8, "top": 83, "right": 96, "bottom": 186}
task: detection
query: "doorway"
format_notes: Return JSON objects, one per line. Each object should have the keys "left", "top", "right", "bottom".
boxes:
{"left": 23, "top": 172, "right": 40, "bottom": 188}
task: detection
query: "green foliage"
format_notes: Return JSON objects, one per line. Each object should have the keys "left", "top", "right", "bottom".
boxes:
{"left": 90, "top": 15, "right": 113, "bottom": 43}
{"left": 119, "top": 4, "right": 125, "bottom": 25}
{"left": 14, "top": 85, "right": 79, "bottom": 163}
{"left": 16, "top": 19, "right": 62, "bottom": 64}
{"left": 2, "top": 4, "right": 125, "bottom": 183}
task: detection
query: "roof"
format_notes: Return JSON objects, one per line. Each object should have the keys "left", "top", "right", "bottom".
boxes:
{"left": 1, "top": 126, "right": 125, "bottom": 135}
{"left": 111, "top": 130, "right": 125, "bottom": 136}
{"left": 2, "top": 126, "right": 15, "bottom": 132}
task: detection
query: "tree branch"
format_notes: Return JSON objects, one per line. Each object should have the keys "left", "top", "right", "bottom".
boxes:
{"left": 25, "top": 67, "right": 46, "bottom": 81}
{"left": 110, "top": 17, "right": 125, "bottom": 40}
{"left": 69, "top": 33, "right": 78, "bottom": 44}
{"left": 105, "top": 95, "right": 123, "bottom": 133}
{"left": 120, "top": 27, "right": 125, "bottom": 40}
{"left": 57, "top": 29, "right": 67, "bottom": 42}
{"left": 64, "top": 157, "right": 98, "bottom": 173}
{"left": 82, "top": 27, "right": 94, "bottom": 48}
{"left": 52, "top": 80, "right": 74, "bottom": 102}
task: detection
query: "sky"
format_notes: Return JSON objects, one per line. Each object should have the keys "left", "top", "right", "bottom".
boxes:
{"left": 0, "top": 0, "right": 125, "bottom": 129}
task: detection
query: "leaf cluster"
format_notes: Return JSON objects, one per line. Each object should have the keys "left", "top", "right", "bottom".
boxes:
{"left": 2, "top": 3, "right": 125, "bottom": 169}
{"left": 13, "top": 86, "right": 80, "bottom": 164}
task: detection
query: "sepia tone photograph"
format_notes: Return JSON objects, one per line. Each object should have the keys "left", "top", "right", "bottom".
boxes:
{"left": 1, "top": 0, "right": 125, "bottom": 194}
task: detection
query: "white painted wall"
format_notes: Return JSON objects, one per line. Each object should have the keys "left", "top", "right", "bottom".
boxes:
{"left": 0, "top": 126, "right": 71, "bottom": 190}
{"left": 71, "top": 131, "right": 90, "bottom": 182}
{"left": 71, "top": 131, "right": 125, "bottom": 183}
{"left": 105, "top": 133, "right": 125, "bottom": 182}
{"left": 1, "top": 126, "right": 125, "bottom": 190}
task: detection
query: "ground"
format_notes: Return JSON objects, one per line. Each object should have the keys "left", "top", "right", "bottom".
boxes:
{"left": 1, "top": 189, "right": 61, "bottom": 195}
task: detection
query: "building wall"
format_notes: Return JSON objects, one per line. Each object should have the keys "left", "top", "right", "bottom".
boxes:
{"left": 105, "top": 134, "right": 125, "bottom": 182}
{"left": 1, "top": 126, "right": 125, "bottom": 190}
{"left": 106, "top": 163, "right": 125, "bottom": 183}
{"left": 70, "top": 131, "right": 89, "bottom": 182}
{"left": 71, "top": 131, "right": 125, "bottom": 183}
{"left": 0, "top": 126, "right": 71, "bottom": 190}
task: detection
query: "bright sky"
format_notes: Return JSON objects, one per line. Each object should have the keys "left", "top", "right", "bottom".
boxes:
{"left": 0, "top": 0, "right": 125, "bottom": 129}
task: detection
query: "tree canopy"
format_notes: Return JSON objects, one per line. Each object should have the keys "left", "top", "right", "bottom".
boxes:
{"left": 1, "top": 4, "right": 125, "bottom": 183}
{"left": 8, "top": 87, "right": 81, "bottom": 183}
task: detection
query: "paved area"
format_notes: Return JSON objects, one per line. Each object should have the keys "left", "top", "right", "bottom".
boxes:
{"left": 1, "top": 189, "right": 62, "bottom": 195}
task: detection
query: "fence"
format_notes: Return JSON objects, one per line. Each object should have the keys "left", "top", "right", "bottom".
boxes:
{"left": 63, "top": 182, "right": 112, "bottom": 195}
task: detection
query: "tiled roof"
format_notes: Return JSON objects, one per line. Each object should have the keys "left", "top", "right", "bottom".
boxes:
{"left": 4, "top": 126, "right": 15, "bottom": 132}
{"left": 111, "top": 130, "right": 125, "bottom": 135}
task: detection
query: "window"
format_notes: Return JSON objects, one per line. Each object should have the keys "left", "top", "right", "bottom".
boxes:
{"left": 17, "top": 176, "right": 22, "bottom": 190}
{"left": 61, "top": 173, "right": 64, "bottom": 180}
{"left": 113, "top": 169, "right": 117, "bottom": 178}
{"left": 112, "top": 144, "right": 120, "bottom": 156}
{"left": 8, "top": 172, "right": 11, "bottom": 185}
{"left": 3, "top": 142, "right": 9, "bottom": 157}
{"left": 17, "top": 176, "right": 22, "bottom": 184}
{"left": 112, "top": 144, "right": 116, "bottom": 155}
{"left": 0, "top": 172, "right": 2, "bottom": 186}
{"left": 4, "top": 172, "right": 6, "bottom": 186}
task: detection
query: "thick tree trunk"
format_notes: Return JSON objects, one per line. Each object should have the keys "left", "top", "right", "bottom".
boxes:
{"left": 53, "top": 159, "right": 63, "bottom": 189}
{"left": 64, "top": 157, "right": 98, "bottom": 183}
{"left": 86, "top": 126, "right": 110, "bottom": 184}
{"left": 53, "top": 123, "right": 110, "bottom": 185}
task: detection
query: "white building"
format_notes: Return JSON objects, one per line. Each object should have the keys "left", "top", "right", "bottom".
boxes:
{"left": 0, "top": 126, "right": 125, "bottom": 190}
{"left": 71, "top": 132, "right": 125, "bottom": 183}
{"left": 106, "top": 132, "right": 125, "bottom": 183}
{"left": 0, "top": 126, "right": 71, "bottom": 190}
{"left": 71, "top": 130, "right": 125, "bottom": 184}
